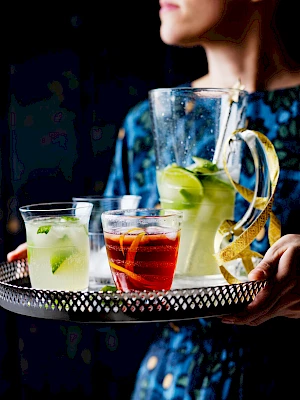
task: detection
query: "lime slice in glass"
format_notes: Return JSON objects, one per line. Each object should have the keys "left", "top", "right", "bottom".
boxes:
{"left": 50, "top": 249, "right": 74, "bottom": 274}
{"left": 158, "top": 165, "right": 203, "bottom": 209}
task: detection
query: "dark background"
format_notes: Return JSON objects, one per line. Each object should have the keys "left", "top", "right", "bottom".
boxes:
{"left": 0, "top": 1, "right": 207, "bottom": 261}
{"left": 0, "top": 3, "right": 207, "bottom": 400}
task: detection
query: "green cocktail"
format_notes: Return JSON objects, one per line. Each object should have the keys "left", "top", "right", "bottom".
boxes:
{"left": 157, "top": 157, "right": 235, "bottom": 280}
{"left": 20, "top": 202, "right": 92, "bottom": 291}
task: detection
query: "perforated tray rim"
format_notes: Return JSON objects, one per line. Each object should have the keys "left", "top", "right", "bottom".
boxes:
{"left": 0, "top": 259, "right": 267, "bottom": 323}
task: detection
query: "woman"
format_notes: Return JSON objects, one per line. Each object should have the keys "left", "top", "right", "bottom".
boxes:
{"left": 105, "top": 0, "right": 300, "bottom": 398}
{"left": 8, "top": 0, "right": 300, "bottom": 398}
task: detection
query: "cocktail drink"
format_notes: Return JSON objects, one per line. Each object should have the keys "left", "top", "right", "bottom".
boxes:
{"left": 157, "top": 159, "right": 235, "bottom": 278}
{"left": 103, "top": 228, "right": 180, "bottom": 291}
{"left": 20, "top": 202, "right": 93, "bottom": 291}
{"left": 72, "top": 195, "right": 141, "bottom": 289}
{"left": 149, "top": 87, "right": 271, "bottom": 286}
{"left": 101, "top": 208, "right": 182, "bottom": 291}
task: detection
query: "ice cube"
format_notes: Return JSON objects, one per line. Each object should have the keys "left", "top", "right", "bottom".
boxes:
{"left": 165, "top": 231, "right": 178, "bottom": 241}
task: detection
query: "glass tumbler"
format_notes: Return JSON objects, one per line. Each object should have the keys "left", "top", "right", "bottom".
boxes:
{"left": 19, "top": 201, "right": 93, "bottom": 291}
{"left": 72, "top": 195, "right": 141, "bottom": 289}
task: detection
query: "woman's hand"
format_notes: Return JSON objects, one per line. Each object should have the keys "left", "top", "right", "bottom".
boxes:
{"left": 7, "top": 242, "right": 28, "bottom": 262}
{"left": 221, "top": 234, "right": 300, "bottom": 326}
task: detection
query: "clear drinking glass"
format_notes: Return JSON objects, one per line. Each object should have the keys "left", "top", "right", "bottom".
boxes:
{"left": 72, "top": 195, "right": 141, "bottom": 289}
{"left": 101, "top": 208, "right": 183, "bottom": 292}
{"left": 19, "top": 202, "right": 93, "bottom": 291}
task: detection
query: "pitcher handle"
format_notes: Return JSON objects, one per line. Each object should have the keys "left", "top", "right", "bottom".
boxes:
{"left": 214, "top": 128, "right": 281, "bottom": 284}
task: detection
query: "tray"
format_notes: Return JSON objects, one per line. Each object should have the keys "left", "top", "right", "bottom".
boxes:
{"left": 0, "top": 259, "right": 267, "bottom": 323}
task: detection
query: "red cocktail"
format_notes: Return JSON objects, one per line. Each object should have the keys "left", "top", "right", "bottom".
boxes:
{"left": 101, "top": 209, "right": 183, "bottom": 291}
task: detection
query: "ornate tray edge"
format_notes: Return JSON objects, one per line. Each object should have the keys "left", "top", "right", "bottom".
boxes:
{"left": 0, "top": 259, "right": 267, "bottom": 323}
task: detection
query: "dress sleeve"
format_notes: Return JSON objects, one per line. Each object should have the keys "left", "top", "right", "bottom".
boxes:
{"left": 104, "top": 126, "right": 129, "bottom": 197}
{"left": 104, "top": 99, "right": 159, "bottom": 207}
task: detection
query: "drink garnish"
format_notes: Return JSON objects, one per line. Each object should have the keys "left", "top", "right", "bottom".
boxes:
{"left": 61, "top": 216, "right": 79, "bottom": 221}
{"left": 187, "top": 158, "right": 234, "bottom": 191}
{"left": 50, "top": 249, "right": 73, "bottom": 273}
{"left": 36, "top": 217, "right": 79, "bottom": 235}
{"left": 124, "top": 231, "right": 146, "bottom": 272}
{"left": 158, "top": 165, "right": 203, "bottom": 208}
{"left": 109, "top": 228, "right": 155, "bottom": 287}
{"left": 189, "top": 157, "right": 219, "bottom": 173}
{"left": 27, "top": 247, "right": 31, "bottom": 263}
{"left": 37, "top": 225, "right": 51, "bottom": 234}
{"left": 119, "top": 227, "right": 145, "bottom": 256}
{"left": 109, "top": 260, "right": 155, "bottom": 286}
{"left": 100, "top": 285, "right": 117, "bottom": 292}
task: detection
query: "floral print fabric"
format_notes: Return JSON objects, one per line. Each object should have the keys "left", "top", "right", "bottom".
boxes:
{"left": 105, "top": 84, "right": 300, "bottom": 399}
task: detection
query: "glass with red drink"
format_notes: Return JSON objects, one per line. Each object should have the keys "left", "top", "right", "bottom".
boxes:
{"left": 101, "top": 208, "right": 183, "bottom": 291}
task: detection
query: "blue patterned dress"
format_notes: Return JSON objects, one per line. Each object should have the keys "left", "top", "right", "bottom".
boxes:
{"left": 105, "top": 84, "right": 300, "bottom": 399}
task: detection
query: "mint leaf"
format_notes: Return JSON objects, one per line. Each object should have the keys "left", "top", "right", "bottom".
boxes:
{"left": 101, "top": 285, "right": 117, "bottom": 292}
{"left": 61, "top": 216, "right": 79, "bottom": 221}
{"left": 37, "top": 225, "right": 51, "bottom": 234}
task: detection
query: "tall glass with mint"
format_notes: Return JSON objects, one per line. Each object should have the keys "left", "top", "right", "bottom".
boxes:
{"left": 149, "top": 88, "right": 255, "bottom": 287}
{"left": 20, "top": 202, "right": 93, "bottom": 291}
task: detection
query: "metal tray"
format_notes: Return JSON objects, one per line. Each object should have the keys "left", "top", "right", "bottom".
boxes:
{"left": 0, "top": 259, "right": 267, "bottom": 323}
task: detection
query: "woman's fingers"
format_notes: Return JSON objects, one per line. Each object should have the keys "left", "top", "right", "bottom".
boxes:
{"left": 7, "top": 242, "right": 28, "bottom": 262}
{"left": 221, "top": 278, "right": 297, "bottom": 325}
{"left": 221, "top": 234, "right": 300, "bottom": 325}
{"left": 248, "top": 234, "right": 300, "bottom": 281}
